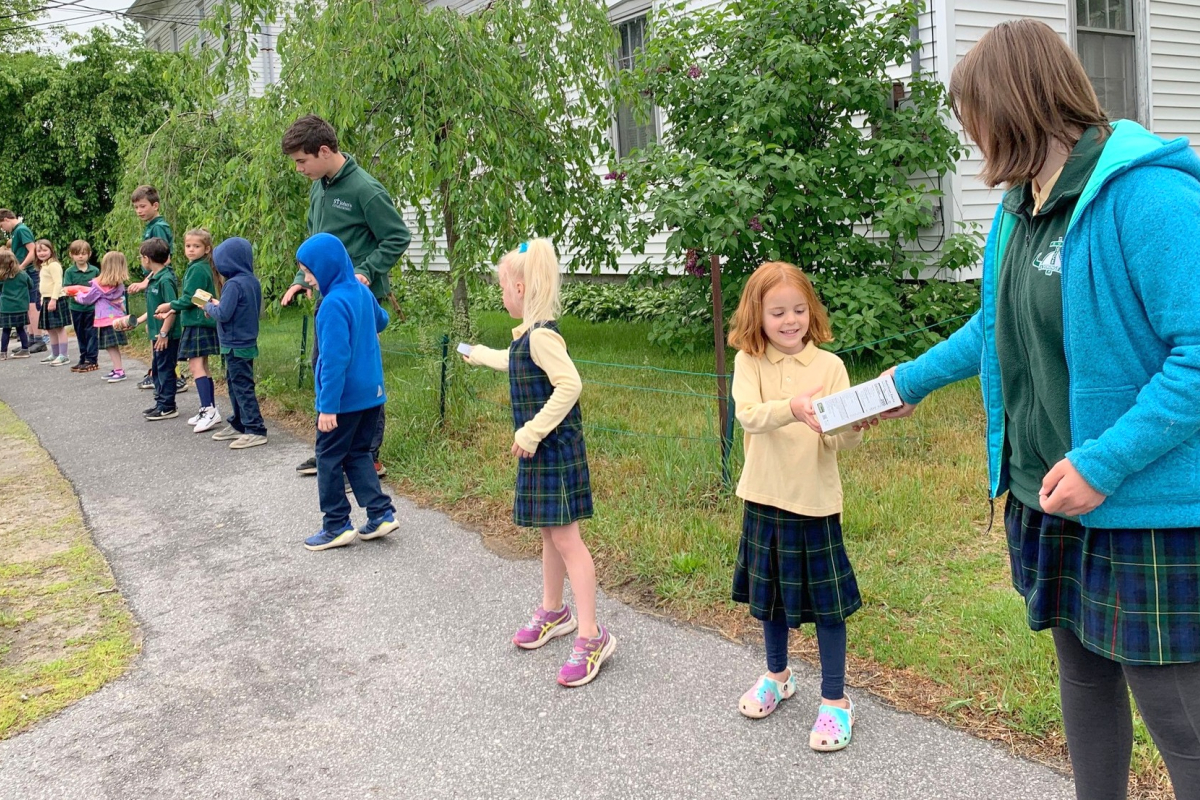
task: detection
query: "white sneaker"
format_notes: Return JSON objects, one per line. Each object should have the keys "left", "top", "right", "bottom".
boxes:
{"left": 193, "top": 407, "right": 222, "bottom": 433}
{"left": 187, "top": 410, "right": 203, "bottom": 425}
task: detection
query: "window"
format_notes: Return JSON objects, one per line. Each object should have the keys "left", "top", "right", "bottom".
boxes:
{"left": 614, "top": 15, "right": 658, "bottom": 158}
{"left": 1074, "top": 0, "right": 1140, "bottom": 122}
{"left": 170, "top": 25, "right": 179, "bottom": 52}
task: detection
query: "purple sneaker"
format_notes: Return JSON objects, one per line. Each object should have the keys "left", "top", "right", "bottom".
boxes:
{"left": 557, "top": 624, "right": 617, "bottom": 687}
{"left": 512, "top": 605, "right": 577, "bottom": 650}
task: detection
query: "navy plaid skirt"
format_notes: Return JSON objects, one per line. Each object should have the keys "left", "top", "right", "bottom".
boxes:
{"left": 177, "top": 324, "right": 220, "bottom": 360}
{"left": 95, "top": 325, "right": 127, "bottom": 349}
{"left": 1005, "top": 495, "right": 1200, "bottom": 665}
{"left": 40, "top": 297, "right": 71, "bottom": 330}
{"left": 513, "top": 439, "right": 593, "bottom": 528}
{"left": 733, "top": 502, "right": 862, "bottom": 627}
{"left": 0, "top": 311, "right": 27, "bottom": 329}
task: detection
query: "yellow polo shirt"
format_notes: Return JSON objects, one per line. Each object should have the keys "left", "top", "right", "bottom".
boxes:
{"left": 733, "top": 341, "right": 862, "bottom": 517}
{"left": 467, "top": 320, "right": 583, "bottom": 455}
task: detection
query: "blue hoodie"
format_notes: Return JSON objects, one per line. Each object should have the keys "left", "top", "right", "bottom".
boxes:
{"left": 895, "top": 121, "right": 1200, "bottom": 529}
{"left": 205, "top": 238, "right": 262, "bottom": 351}
{"left": 297, "top": 233, "right": 389, "bottom": 415}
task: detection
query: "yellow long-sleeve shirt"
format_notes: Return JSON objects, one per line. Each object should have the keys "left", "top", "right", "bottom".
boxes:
{"left": 39, "top": 259, "right": 64, "bottom": 300}
{"left": 467, "top": 320, "right": 583, "bottom": 455}
{"left": 733, "top": 342, "right": 863, "bottom": 517}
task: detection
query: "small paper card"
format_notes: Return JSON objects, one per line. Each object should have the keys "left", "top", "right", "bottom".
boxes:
{"left": 814, "top": 373, "right": 903, "bottom": 434}
{"left": 192, "top": 288, "right": 213, "bottom": 308}
{"left": 457, "top": 342, "right": 473, "bottom": 357}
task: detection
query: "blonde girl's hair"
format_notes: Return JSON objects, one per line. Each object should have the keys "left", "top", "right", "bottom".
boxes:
{"left": 98, "top": 251, "right": 129, "bottom": 287}
{"left": 185, "top": 227, "right": 223, "bottom": 292}
{"left": 727, "top": 261, "right": 832, "bottom": 357}
{"left": 34, "top": 239, "right": 57, "bottom": 266}
{"left": 68, "top": 239, "right": 92, "bottom": 258}
{"left": 501, "top": 238, "right": 560, "bottom": 323}
{"left": 950, "top": 19, "right": 1109, "bottom": 187}
{"left": 0, "top": 248, "right": 18, "bottom": 281}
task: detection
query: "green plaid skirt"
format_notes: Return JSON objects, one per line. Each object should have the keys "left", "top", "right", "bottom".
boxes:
{"left": 95, "top": 325, "right": 127, "bottom": 349}
{"left": 733, "top": 502, "right": 862, "bottom": 627}
{"left": 40, "top": 297, "right": 71, "bottom": 330}
{"left": 177, "top": 325, "right": 220, "bottom": 360}
{"left": 0, "top": 311, "right": 27, "bottom": 329}
{"left": 513, "top": 439, "right": 593, "bottom": 528}
{"left": 1005, "top": 495, "right": 1200, "bottom": 665}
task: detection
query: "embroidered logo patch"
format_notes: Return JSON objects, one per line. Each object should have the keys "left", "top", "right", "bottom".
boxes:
{"left": 1033, "top": 237, "right": 1064, "bottom": 276}
{"left": 332, "top": 198, "right": 353, "bottom": 211}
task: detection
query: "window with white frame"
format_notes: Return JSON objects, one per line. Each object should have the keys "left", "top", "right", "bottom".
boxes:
{"left": 1074, "top": 0, "right": 1141, "bottom": 122}
{"left": 614, "top": 14, "right": 658, "bottom": 159}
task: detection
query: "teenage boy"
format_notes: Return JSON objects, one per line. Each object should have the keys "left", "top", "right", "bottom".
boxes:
{"left": 0, "top": 210, "right": 45, "bottom": 353}
{"left": 295, "top": 233, "right": 399, "bottom": 552}
{"left": 127, "top": 186, "right": 186, "bottom": 394}
{"left": 119, "top": 237, "right": 181, "bottom": 420}
{"left": 279, "top": 114, "right": 410, "bottom": 479}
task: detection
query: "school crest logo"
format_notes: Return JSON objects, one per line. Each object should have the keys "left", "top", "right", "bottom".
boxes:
{"left": 332, "top": 198, "right": 353, "bottom": 212}
{"left": 1033, "top": 237, "right": 1063, "bottom": 276}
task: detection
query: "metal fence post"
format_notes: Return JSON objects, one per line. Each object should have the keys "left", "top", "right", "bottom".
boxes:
{"left": 439, "top": 334, "right": 450, "bottom": 425}
{"left": 298, "top": 314, "right": 310, "bottom": 389}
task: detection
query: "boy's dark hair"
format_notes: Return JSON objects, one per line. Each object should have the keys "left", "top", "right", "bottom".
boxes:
{"left": 282, "top": 115, "right": 339, "bottom": 156}
{"left": 0, "top": 209, "right": 16, "bottom": 221}
{"left": 131, "top": 185, "right": 160, "bottom": 205}
{"left": 140, "top": 237, "right": 171, "bottom": 264}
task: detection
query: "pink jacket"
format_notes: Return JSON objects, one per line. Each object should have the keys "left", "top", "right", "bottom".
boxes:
{"left": 75, "top": 280, "right": 126, "bottom": 327}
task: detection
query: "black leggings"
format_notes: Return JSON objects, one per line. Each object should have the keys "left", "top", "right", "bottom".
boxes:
{"left": 1, "top": 327, "right": 29, "bottom": 352}
{"left": 1053, "top": 628, "right": 1200, "bottom": 800}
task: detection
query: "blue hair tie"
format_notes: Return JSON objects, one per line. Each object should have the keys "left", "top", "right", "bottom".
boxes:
{"left": 518, "top": 241, "right": 529, "bottom": 253}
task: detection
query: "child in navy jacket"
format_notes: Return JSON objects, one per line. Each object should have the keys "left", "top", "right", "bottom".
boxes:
{"left": 203, "top": 237, "right": 267, "bottom": 450}
{"left": 295, "top": 233, "right": 398, "bottom": 551}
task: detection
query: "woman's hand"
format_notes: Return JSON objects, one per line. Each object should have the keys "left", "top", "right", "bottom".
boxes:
{"left": 789, "top": 386, "right": 825, "bottom": 433}
{"left": 1040, "top": 458, "right": 1107, "bottom": 517}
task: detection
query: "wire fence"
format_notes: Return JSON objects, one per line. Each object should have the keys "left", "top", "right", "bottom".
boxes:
{"left": 292, "top": 313, "right": 967, "bottom": 488}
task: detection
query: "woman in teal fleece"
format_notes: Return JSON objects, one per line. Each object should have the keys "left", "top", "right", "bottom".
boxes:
{"left": 873, "top": 21, "right": 1200, "bottom": 799}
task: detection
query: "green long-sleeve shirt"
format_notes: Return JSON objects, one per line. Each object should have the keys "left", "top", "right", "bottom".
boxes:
{"left": 0, "top": 270, "right": 31, "bottom": 314}
{"left": 167, "top": 258, "right": 217, "bottom": 329}
{"left": 144, "top": 266, "right": 181, "bottom": 340}
{"left": 64, "top": 263, "right": 100, "bottom": 312}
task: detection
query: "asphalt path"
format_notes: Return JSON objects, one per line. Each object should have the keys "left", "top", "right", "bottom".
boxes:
{"left": 0, "top": 356, "right": 1075, "bottom": 799}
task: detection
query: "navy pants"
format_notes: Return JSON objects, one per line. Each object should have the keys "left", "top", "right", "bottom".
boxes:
{"left": 224, "top": 355, "right": 266, "bottom": 436}
{"left": 315, "top": 404, "right": 394, "bottom": 533}
{"left": 763, "top": 616, "right": 848, "bottom": 700}
{"left": 152, "top": 338, "right": 180, "bottom": 412}
{"left": 71, "top": 309, "right": 97, "bottom": 364}
{"left": 311, "top": 299, "right": 386, "bottom": 461}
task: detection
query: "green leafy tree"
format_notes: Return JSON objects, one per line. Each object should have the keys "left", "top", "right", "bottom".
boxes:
{"left": 0, "top": 0, "right": 46, "bottom": 52}
{"left": 0, "top": 27, "right": 191, "bottom": 249}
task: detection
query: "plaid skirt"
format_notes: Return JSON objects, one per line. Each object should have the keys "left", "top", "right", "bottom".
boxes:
{"left": 177, "top": 325, "right": 220, "bottom": 360}
{"left": 0, "top": 311, "right": 28, "bottom": 329}
{"left": 40, "top": 297, "right": 71, "bottom": 330}
{"left": 513, "top": 439, "right": 593, "bottom": 528}
{"left": 95, "top": 325, "right": 127, "bottom": 349}
{"left": 1005, "top": 495, "right": 1200, "bottom": 665}
{"left": 733, "top": 502, "right": 862, "bottom": 627}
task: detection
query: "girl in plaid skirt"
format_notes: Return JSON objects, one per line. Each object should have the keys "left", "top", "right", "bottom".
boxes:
{"left": 876, "top": 22, "right": 1200, "bottom": 797}
{"left": 33, "top": 240, "right": 71, "bottom": 366}
{"left": 0, "top": 248, "right": 32, "bottom": 358}
{"left": 156, "top": 229, "right": 223, "bottom": 433}
{"left": 728, "top": 262, "right": 864, "bottom": 752}
{"left": 464, "top": 239, "right": 615, "bottom": 688}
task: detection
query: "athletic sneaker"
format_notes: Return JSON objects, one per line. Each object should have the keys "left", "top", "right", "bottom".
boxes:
{"left": 304, "top": 525, "right": 356, "bottom": 551}
{"left": 375, "top": 461, "right": 387, "bottom": 477}
{"left": 187, "top": 409, "right": 204, "bottom": 425}
{"left": 138, "top": 373, "right": 154, "bottom": 390}
{"left": 70, "top": 361, "right": 86, "bottom": 372}
{"left": 176, "top": 376, "right": 189, "bottom": 393}
{"left": 28, "top": 341, "right": 47, "bottom": 354}
{"left": 11, "top": 349, "right": 30, "bottom": 359}
{"left": 142, "top": 406, "right": 158, "bottom": 416}
{"left": 39, "top": 352, "right": 56, "bottom": 363}
{"left": 357, "top": 510, "right": 399, "bottom": 541}
{"left": 107, "top": 369, "right": 127, "bottom": 383}
{"left": 296, "top": 456, "right": 318, "bottom": 476}
{"left": 193, "top": 406, "right": 221, "bottom": 433}
{"left": 51, "top": 355, "right": 71, "bottom": 366}
{"left": 513, "top": 605, "right": 577, "bottom": 650}
{"left": 145, "top": 407, "right": 179, "bottom": 421}
{"left": 229, "top": 434, "right": 267, "bottom": 450}
{"left": 81, "top": 363, "right": 98, "bottom": 372}
{"left": 557, "top": 625, "right": 617, "bottom": 687}
{"left": 210, "top": 425, "right": 241, "bottom": 441}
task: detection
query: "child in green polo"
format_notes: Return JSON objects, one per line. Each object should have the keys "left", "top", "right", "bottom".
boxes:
{"left": 121, "top": 238, "right": 180, "bottom": 420}
{"left": 64, "top": 240, "right": 101, "bottom": 372}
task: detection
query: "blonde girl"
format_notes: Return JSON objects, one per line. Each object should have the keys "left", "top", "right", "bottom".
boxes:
{"left": 34, "top": 239, "right": 70, "bottom": 366}
{"left": 728, "top": 261, "right": 863, "bottom": 751}
{"left": 463, "top": 238, "right": 616, "bottom": 687}
{"left": 75, "top": 252, "right": 130, "bottom": 383}
{"left": 156, "top": 228, "right": 223, "bottom": 432}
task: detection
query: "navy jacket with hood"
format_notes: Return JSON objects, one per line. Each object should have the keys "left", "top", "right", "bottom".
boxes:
{"left": 205, "top": 238, "right": 262, "bottom": 351}
{"left": 297, "top": 232, "right": 389, "bottom": 415}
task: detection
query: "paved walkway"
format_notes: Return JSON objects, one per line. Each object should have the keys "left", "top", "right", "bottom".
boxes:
{"left": 0, "top": 357, "right": 1074, "bottom": 800}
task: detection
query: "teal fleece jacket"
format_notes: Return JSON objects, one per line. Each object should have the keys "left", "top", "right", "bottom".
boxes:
{"left": 894, "top": 121, "right": 1200, "bottom": 529}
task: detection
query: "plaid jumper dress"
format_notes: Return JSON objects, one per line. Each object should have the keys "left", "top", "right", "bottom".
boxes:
{"left": 509, "top": 321, "right": 593, "bottom": 528}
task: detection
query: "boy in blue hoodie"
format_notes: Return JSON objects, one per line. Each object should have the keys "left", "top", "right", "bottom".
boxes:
{"left": 203, "top": 238, "right": 267, "bottom": 450}
{"left": 296, "top": 233, "right": 399, "bottom": 551}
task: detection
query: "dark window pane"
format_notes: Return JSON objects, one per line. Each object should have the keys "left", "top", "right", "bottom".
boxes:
{"left": 1078, "top": 31, "right": 1137, "bottom": 120}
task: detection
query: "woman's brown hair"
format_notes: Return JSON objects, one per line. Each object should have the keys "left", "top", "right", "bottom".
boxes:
{"left": 950, "top": 19, "right": 1110, "bottom": 187}
{"left": 728, "top": 261, "right": 832, "bottom": 357}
